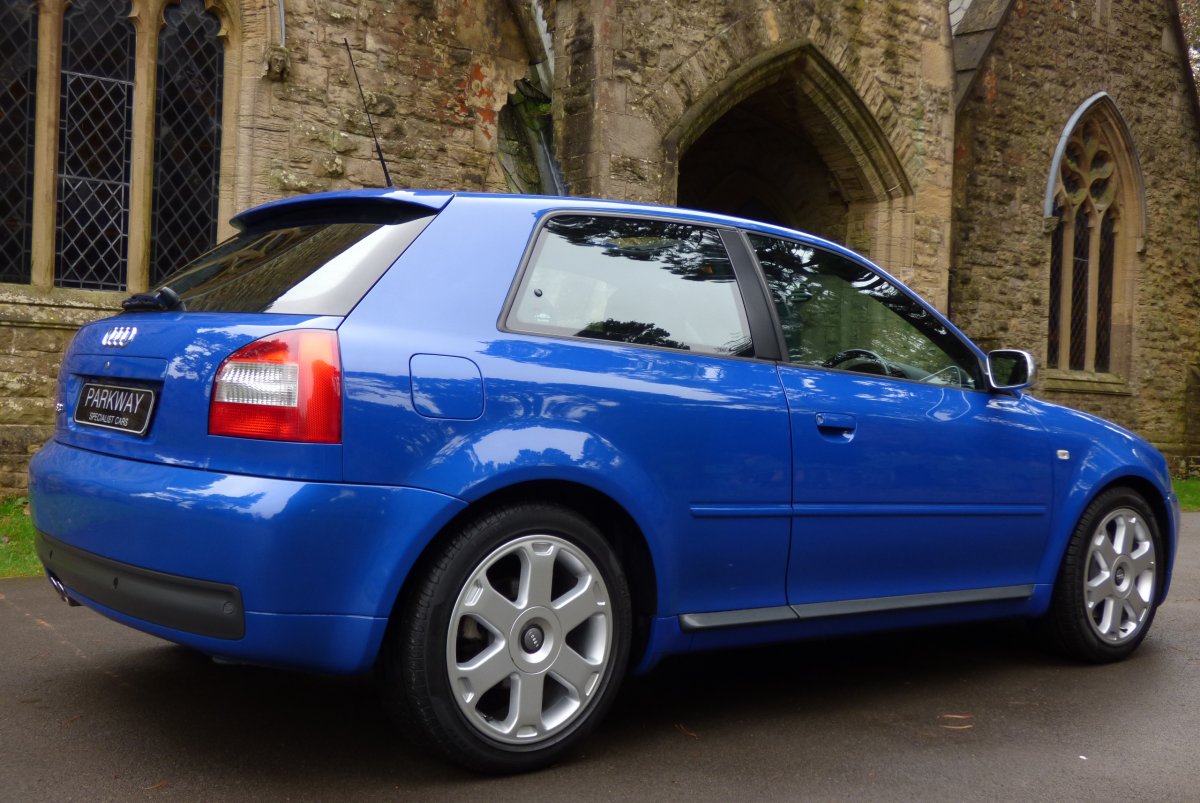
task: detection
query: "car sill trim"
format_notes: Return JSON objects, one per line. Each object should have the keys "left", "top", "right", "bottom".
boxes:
{"left": 679, "top": 585, "right": 1036, "bottom": 631}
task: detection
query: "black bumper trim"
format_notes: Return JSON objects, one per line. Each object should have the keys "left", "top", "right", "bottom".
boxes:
{"left": 36, "top": 532, "right": 245, "bottom": 640}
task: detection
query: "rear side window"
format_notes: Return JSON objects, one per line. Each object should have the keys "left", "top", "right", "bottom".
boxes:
{"left": 508, "top": 215, "right": 753, "bottom": 357}
{"left": 158, "top": 216, "right": 433, "bottom": 315}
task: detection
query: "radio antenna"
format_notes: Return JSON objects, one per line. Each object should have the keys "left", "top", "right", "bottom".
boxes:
{"left": 343, "top": 38, "right": 393, "bottom": 188}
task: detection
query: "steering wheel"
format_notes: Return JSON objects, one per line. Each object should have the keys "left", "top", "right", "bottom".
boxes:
{"left": 824, "top": 348, "right": 895, "bottom": 377}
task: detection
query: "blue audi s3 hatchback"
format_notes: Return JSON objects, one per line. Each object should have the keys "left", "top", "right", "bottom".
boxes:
{"left": 29, "top": 189, "right": 1179, "bottom": 773}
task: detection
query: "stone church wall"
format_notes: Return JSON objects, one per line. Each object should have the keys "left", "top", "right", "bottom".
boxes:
{"left": 554, "top": 0, "right": 957, "bottom": 303}
{"left": 0, "top": 0, "right": 533, "bottom": 496}
{"left": 3, "top": 0, "right": 1198, "bottom": 495}
{"left": 951, "top": 0, "right": 1200, "bottom": 462}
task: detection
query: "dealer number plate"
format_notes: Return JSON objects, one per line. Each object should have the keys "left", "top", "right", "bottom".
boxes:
{"left": 74, "top": 382, "right": 156, "bottom": 436}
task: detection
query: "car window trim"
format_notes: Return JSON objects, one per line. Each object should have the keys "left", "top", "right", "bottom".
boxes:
{"left": 739, "top": 229, "right": 990, "bottom": 389}
{"left": 719, "top": 229, "right": 784, "bottom": 362}
{"left": 498, "top": 209, "right": 778, "bottom": 364}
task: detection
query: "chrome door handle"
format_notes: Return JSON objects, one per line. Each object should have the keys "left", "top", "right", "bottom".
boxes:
{"left": 815, "top": 412, "right": 857, "bottom": 439}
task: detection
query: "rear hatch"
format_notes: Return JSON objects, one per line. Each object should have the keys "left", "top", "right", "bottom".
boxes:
{"left": 55, "top": 190, "right": 449, "bottom": 482}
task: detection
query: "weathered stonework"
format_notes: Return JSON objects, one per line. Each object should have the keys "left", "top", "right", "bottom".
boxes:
{"left": 553, "top": 0, "right": 957, "bottom": 304}
{"left": 2, "top": 0, "right": 1199, "bottom": 495}
{"left": 952, "top": 0, "right": 1200, "bottom": 462}
{"left": 0, "top": 288, "right": 120, "bottom": 493}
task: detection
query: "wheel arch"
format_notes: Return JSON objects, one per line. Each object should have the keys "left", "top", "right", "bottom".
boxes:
{"left": 1093, "top": 475, "right": 1176, "bottom": 603}
{"left": 1046, "top": 473, "right": 1176, "bottom": 605}
{"left": 385, "top": 478, "right": 660, "bottom": 669}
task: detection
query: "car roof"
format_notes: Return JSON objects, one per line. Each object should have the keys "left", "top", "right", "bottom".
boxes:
{"left": 231, "top": 187, "right": 860, "bottom": 260}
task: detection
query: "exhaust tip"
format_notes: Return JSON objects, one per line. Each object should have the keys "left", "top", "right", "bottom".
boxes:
{"left": 47, "top": 574, "right": 81, "bottom": 607}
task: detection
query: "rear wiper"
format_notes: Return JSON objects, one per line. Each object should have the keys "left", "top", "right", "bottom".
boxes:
{"left": 121, "top": 286, "right": 186, "bottom": 312}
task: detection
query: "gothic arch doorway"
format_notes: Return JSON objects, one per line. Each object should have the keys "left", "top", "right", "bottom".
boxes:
{"left": 677, "top": 84, "right": 846, "bottom": 239}
{"left": 673, "top": 48, "right": 912, "bottom": 272}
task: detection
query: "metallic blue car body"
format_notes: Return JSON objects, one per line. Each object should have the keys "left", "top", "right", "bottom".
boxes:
{"left": 29, "top": 189, "right": 1179, "bottom": 677}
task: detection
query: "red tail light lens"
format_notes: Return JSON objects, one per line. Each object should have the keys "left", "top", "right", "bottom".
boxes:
{"left": 209, "top": 329, "right": 341, "bottom": 443}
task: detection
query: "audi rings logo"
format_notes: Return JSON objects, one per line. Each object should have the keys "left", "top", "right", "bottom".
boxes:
{"left": 101, "top": 326, "right": 138, "bottom": 348}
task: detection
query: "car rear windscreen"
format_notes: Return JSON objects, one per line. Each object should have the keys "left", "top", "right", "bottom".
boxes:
{"left": 157, "top": 216, "right": 433, "bottom": 315}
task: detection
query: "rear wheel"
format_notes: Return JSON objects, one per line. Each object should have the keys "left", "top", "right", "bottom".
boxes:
{"left": 1038, "top": 487, "right": 1162, "bottom": 663}
{"left": 381, "top": 503, "right": 631, "bottom": 773}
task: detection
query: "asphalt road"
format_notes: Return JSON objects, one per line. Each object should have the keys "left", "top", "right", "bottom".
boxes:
{"left": 3, "top": 517, "right": 1198, "bottom": 802}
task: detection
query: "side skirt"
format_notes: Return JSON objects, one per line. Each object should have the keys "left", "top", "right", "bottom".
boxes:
{"left": 678, "top": 585, "right": 1036, "bottom": 632}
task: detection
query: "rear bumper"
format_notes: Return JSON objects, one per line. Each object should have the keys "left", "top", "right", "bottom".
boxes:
{"left": 29, "top": 440, "right": 467, "bottom": 673}
{"left": 39, "top": 532, "right": 245, "bottom": 639}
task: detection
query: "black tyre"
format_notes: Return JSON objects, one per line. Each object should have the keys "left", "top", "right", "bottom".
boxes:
{"left": 1038, "top": 487, "right": 1163, "bottom": 663}
{"left": 381, "top": 503, "right": 632, "bottom": 774}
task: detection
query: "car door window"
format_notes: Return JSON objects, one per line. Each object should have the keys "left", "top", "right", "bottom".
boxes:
{"left": 749, "top": 234, "right": 981, "bottom": 388}
{"left": 509, "top": 216, "right": 753, "bottom": 357}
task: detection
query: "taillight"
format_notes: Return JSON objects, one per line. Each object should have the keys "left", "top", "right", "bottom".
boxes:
{"left": 209, "top": 329, "right": 341, "bottom": 443}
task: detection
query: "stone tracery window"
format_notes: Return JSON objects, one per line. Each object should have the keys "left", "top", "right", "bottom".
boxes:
{"left": 1, "top": 0, "right": 234, "bottom": 294}
{"left": 1047, "top": 105, "right": 1141, "bottom": 377}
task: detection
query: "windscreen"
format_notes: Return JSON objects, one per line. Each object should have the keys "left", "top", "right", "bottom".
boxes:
{"left": 157, "top": 215, "right": 433, "bottom": 315}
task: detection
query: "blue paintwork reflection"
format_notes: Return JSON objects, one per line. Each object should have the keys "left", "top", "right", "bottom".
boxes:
{"left": 409, "top": 354, "right": 484, "bottom": 420}
{"left": 780, "top": 365, "right": 1054, "bottom": 604}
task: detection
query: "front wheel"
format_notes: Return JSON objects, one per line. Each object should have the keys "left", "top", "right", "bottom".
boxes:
{"left": 1037, "top": 487, "right": 1163, "bottom": 663}
{"left": 381, "top": 503, "right": 632, "bottom": 774}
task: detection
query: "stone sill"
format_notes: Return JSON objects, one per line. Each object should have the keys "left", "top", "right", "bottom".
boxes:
{"left": 1039, "top": 370, "right": 1131, "bottom": 396}
{"left": 0, "top": 282, "right": 123, "bottom": 330}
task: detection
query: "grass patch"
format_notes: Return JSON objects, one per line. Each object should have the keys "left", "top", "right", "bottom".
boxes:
{"left": 0, "top": 497, "right": 42, "bottom": 578}
{"left": 1174, "top": 478, "right": 1200, "bottom": 512}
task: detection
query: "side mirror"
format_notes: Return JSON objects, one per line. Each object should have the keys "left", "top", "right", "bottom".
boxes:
{"left": 987, "top": 349, "right": 1036, "bottom": 392}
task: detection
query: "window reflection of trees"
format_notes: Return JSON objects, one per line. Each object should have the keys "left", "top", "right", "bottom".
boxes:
{"left": 546, "top": 216, "right": 737, "bottom": 284}
{"left": 522, "top": 216, "right": 753, "bottom": 357}
{"left": 159, "top": 223, "right": 379, "bottom": 312}
{"left": 750, "top": 235, "right": 977, "bottom": 388}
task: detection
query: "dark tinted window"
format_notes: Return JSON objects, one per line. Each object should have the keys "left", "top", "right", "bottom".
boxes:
{"left": 751, "top": 234, "right": 981, "bottom": 388}
{"left": 158, "top": 216, "right": 432, "bottom": 314}
{"left": 509, "top": 215, "right": 752, "bottom": 357}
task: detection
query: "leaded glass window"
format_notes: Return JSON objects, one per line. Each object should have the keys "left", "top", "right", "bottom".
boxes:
{"left": 1047, "top": 203, "right": 1063, "bottom": 369}
{"left": 55, "top": 0, "right": 135, "bottom": 290}
{"left": 0, "top": 2, "right": 38, "bottom": 284}
{"left": 1069, "top": 211, "right": 1089, "bottom": 371}
{"left": 151, "top": 0, "right": 224, "bottom": 285}
{"left": 1096, "top": 210, "right": 1116, "bottom": 373}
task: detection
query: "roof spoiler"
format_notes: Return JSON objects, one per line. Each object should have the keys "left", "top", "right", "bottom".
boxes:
{"left": 231, "top": 189, "right": 454, "bottom": 232}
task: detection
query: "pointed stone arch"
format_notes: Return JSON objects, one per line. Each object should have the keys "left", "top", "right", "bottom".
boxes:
{"left": 1043, "top": 92, "right": 1146, "bottom": 251}
{"left": 664, "top": 43, "right": 915, "bottom": 276}
{"left": 1044, "top": 92, "right": 1145, "bottom": 379}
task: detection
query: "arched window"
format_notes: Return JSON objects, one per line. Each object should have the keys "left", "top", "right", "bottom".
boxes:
{"left": 1046, "top": 96, "right": 1144, "bottom": 377}
{"left": 4, "top": 0, "right": 236, "bottom": 294}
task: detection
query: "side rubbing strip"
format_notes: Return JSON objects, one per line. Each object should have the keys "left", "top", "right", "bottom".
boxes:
{"left": 788, "top": 585, "right": 1035, "bottom": 620}
{"left": 678, "top": 585, "right": 1035, "bottom": 632}
{"left": 679, "top": 606, "right": 796, "bottom": 632}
